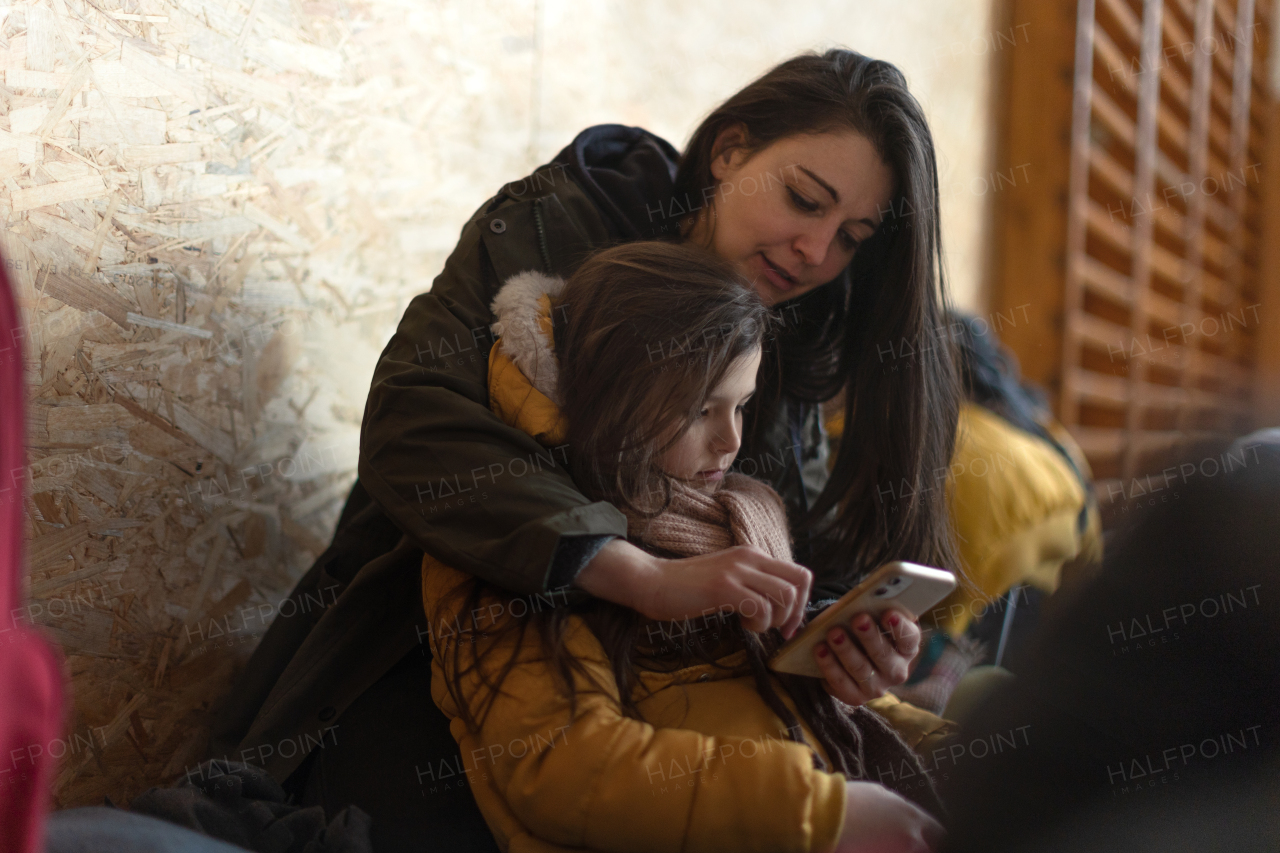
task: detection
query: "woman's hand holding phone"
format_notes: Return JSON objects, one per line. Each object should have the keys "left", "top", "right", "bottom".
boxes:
{"left": 574, "top": 539, "right": 813, "bottom": 637}
{"left": 813, "top": 608, "right": 921, "bottom": 705}
{"left": 769, "top": 561, "right": 952, "bottom": 694}
{"left": 835, "top": 781, "right": 943, "bottom": 853}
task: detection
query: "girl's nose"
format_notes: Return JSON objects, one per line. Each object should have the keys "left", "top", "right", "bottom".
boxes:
{"left": 711, "top": 417, "right": 742, "bottom": 456}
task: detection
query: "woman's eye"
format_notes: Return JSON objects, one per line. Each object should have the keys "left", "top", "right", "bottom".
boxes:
{"left": 838, "top": 230, "right": 859, "bottom": 251}
{"left": 787, "top": 187, "right": 819, "bottom": 212}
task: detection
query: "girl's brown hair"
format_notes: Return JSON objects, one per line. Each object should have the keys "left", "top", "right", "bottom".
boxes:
{"left": 554, "top": 241, "right": 767, "bottom": 513}
{"left": 677, "top": 49, "right": 962, "bottom": 587}
{"left": 440, "top": 243, "right": 938, "bottom": 804}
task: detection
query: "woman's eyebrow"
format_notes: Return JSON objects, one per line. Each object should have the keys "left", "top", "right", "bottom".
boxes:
{"left": 797, "top": 166, "right": 878, "bottom": 229}
{"left": 798, "top": 166, "right": 839, "bottom": 203}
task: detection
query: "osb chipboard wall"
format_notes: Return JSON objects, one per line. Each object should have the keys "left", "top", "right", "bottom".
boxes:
{"left": 3, "top": 0, "right": 1003, "bottom": 809}
{"left": 2, "top": 0, "right": 543, "bottom": 807}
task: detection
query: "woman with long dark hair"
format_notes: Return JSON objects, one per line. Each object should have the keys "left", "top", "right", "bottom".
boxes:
{"left": 213, "top": 49, "right": 961, "bottom": 850}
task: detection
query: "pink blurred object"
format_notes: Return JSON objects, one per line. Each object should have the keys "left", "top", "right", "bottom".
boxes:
{"left": 0, "top": 259, "right": 65, "bottom": 853}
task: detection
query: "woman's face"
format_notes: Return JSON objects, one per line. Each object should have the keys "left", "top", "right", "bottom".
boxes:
{"left": 692, "top": 129, "right": 895, "bottom": 307}
{"left": 657, "top": 347, "right": 762, "bottom": 495}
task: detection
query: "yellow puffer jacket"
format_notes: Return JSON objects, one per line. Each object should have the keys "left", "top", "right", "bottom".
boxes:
{"left": 423, "top": 567, "right": 845, "bottom": 853}
{"left": 421, "top": 271, "right": 952, "bottom": 853}
{"left": 935, "top": 405, "right": 1102, "bottom": 635}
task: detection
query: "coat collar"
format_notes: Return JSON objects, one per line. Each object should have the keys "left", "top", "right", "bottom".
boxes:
{"left": 552, "top": 124, "right": 681, "bottom": 240}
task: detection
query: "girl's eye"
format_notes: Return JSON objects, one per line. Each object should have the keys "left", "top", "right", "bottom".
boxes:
{"left": 698, "top": 408, "right": 710, "bottom": 418}
{"left": 787, "top": 187, "right": 819, "bottom": 212}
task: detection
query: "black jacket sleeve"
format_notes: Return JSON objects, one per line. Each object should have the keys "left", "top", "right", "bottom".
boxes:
{"left": 358, "top": 179, "right": 628, "bottom": 595}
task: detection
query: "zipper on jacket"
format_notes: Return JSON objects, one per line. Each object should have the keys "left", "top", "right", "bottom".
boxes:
{"left": 533, "top": 197, "right": 552, "bottom": 273}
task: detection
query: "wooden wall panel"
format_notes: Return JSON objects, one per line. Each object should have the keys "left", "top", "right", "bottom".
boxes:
{"left": 991, "top": 0, "right": 1273, "bottom": 523}
{"left": 987, "top": 0, "right": 1081, "bottom": 400}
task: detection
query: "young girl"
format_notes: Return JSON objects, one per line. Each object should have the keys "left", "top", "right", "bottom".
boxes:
{"left": 423, "top": 242, "right": 945, "bottom": 853}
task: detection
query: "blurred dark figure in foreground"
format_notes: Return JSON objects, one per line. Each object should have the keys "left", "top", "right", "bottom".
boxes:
{"left": 941, "top": 435, "right": 1280, "bottom": 852}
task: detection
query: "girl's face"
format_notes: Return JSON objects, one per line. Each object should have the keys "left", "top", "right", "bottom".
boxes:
{"left": 690, "top": 129, "right": 895, "bottom": 307}
{"left": 657, "top": 347, "right": 762, "bottom": 495}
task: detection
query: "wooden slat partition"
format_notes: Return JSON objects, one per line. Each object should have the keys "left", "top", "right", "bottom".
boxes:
{"left": 988, "top": 0, "right": 1273, "bottom": 527}
{"left": 1062, "top": 0, "right": 1269, "bottom": 509}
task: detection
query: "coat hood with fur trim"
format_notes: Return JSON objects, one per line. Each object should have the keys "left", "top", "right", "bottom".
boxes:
{"left": 487, "top": 270, "right": 569, "bottom": 447}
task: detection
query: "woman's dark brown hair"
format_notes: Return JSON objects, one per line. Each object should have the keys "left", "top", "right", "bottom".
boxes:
{"left": 677, "top": 49, "right": 962, "bottom": 586}
{"left": 440, "top": 242, "right": 941, "bottom": 806}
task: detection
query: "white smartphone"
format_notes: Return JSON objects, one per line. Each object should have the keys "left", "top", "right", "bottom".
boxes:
{"left": 769, "top": 561, "right": 957, "bottom": 678}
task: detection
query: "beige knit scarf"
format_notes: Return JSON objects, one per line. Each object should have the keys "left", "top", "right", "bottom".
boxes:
{"left": 622, "top": 473, "right": 792, "bottom": 561}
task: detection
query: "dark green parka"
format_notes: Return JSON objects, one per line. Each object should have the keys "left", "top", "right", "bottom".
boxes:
{"left": 210, "top": 125, "right": 832, "bottom": 783}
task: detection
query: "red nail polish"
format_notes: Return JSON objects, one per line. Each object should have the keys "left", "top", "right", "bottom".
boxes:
{"left": 832, "top": 633, "right": 845, "bottom": 645}
{"left": 888, "top": 614, "right": 901, "bottom": 628}
{"left": 817, "top": 646, "right": 829, "bottom": 658}
{"left": 857, "top": 620, "right": 871, "bottom": 632}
